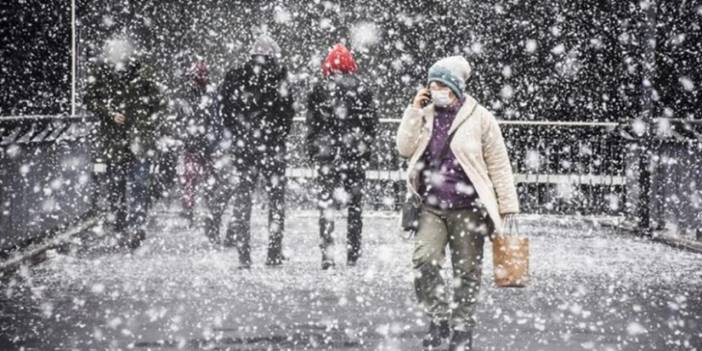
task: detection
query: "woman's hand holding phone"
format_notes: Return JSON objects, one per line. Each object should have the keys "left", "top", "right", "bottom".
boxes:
{"left": 412, "top": 87, "right": 431, "bottom": 109}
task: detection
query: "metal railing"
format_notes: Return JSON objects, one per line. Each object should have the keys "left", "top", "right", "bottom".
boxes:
{"left": 1, "top": 114, "right": 629, "bottom": 211}
{"left": 0, "top": 115, "right": 96, "bottom": 253}
{"left": 1, "top": 113, "right": 633, "bottom": 252}
{"left": 5, "top": 113, "right": 700, "bottom": 255}
{"left": 0, "top": 115, "right": 95, "bottom": 145}
{"left": 622, "top": 118, "right": 702, "bottom": 240}
{"left": 283, "top": 117, "right": 628, "bottom": 215}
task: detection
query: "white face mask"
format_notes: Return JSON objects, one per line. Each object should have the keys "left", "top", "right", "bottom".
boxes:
{"left": 431, "top": 89, "right": 452, "bottom": 107}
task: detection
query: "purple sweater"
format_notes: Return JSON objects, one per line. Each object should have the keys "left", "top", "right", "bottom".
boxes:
{"left": 418, "top": 99, "right": 479, "bottom": 210}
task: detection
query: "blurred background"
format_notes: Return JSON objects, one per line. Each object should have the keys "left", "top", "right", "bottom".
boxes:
{"left": 1, "top": 0, "right": 699, "bottom": 122}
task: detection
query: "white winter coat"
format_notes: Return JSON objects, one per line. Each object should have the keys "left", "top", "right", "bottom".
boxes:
{"left": 395, "top": 95, "right": 520, "bottom": 234}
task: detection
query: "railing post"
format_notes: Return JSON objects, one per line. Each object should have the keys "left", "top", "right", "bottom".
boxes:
{"left": 637, "top": 142, "right": 652, "bottom": 237}
{"left": 637, "top": 0, "right": 657, "bottom": 237}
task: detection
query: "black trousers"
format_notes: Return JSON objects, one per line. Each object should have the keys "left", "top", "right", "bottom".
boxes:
{"left": 102, "top": 156, "right": 151, "bottom": 236}
{"left": 316, "top": 164, "right": 366, "bottom": 260}
{"left": 205, "top": 150, "right": 286, "bottom": 263}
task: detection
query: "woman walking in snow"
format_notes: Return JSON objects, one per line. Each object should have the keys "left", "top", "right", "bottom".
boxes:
{"left": 395, "top": 56, "right": 520, "bottom": 351}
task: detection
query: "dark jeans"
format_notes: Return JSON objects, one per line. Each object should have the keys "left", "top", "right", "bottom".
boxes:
{"left": 150, "top": 149, "right": 178, "bottom": 201}
{"left": 104, "top": 157, "right": 151, "bottom": 237}
{"left": 316, "top": 164, "right": 365, "bottom": 260}
{"left": 205, "top": 151, "right": 286, "bottom": 263}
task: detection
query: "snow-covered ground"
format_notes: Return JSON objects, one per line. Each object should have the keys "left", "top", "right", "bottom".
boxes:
{"left": 1, "top": 207, "right": 701, "bottom": 350}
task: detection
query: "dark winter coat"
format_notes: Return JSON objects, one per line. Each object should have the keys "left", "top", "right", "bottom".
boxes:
{"left": 219, "top": 57, "right": 295, "bottom": 160}
{"left": 306, "top": 74, "right": 378, "bottom": 169}
{"left": 85, "top": 58, "right": 165, "bottom": 161}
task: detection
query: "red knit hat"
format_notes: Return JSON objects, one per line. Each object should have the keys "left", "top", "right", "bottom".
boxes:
{"left": 321, "top": 44, "right": 358, "bottom": 77}
{"left": 187, "top": 61, "right": 209, "bottom": 88}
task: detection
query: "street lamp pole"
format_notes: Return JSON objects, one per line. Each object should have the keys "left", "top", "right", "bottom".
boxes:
{"left": 71, "top": 0, "right": 76, "bottom": 116}
{"left": 638, "top": 0, "right": 657, "bottom": 237}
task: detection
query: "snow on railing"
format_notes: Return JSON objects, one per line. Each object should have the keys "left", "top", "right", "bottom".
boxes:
{"left": 0, "top": 115, "right": 95, "bottom": 145}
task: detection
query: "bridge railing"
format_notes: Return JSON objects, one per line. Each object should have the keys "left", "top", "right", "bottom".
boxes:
{"left": 1, "top": 113, "right": 635, "bottom": 252}
{"left": 285, "top": 117, "right": 627, "bottom": 216}
{"left": 0, "top": 115, "right": 97, "bottom": 253}
{"left": 621, "top": 118, "right": 702, "bottom": 240}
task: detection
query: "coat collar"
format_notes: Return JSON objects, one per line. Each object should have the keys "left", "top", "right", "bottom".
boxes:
{"left": 448, "top": 95, "right": 478, "bottom": 135}
{"left": 422, "top": 95, "right": 479, "bottom": 135}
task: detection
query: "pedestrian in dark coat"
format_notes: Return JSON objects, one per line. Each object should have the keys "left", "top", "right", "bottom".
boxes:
{"left": 306, "top": 43, "right": 378, "bottom": 269}
{"left": 212, "top": 34, "right": 295, "bottom": 268}
{"left": 85, "top": 41, "right": 165, "bottom": 249}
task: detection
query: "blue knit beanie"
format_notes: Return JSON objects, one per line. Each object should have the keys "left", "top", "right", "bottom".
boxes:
{"left": 427, "top": 56, "right": 472, "bottom": 100}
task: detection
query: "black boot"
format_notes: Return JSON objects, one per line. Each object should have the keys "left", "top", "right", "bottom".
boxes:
{"left": 347, "top": 200, "right": 362, "bottom": 267}
{"left": 222, "top": 235, "right": 236, "bottom": 248}
{"left": 265, "top": 249, "right": 284, "bottom": 267}
{"left": 321, "top": 246, "right": 335, "bottom": 270}
{"left": 127, "top": 229, "right": 145, "bottom": 250}
{"left": 266, "top": 230, "right": 284, "bottom": 267}
{"left": 205, "top": 231, "right": 219, "bottom": 245}
{"left": 422, "top": 320, "right": 450, "bottom": 349}
{"left": 238, "top": 248, "right": 251, "bottom": 269}
{"left": 448, "top": 329, "right": 473, "bottom": 351}
{"left": 203, "top": 220, "right": 220, "bottom": 245}
{"left": 347, "top": 250, "right": 361, "bottom": 266}
{"left": 319, "top": 216, "right": 335, "bottom": 270}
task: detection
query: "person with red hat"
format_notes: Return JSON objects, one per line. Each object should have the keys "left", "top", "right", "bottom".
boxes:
{"left": 173, "top": 61, "right": 218, "bottom": 234}
{"left": 306, "top": 43, "right": 378, "bottom": 269}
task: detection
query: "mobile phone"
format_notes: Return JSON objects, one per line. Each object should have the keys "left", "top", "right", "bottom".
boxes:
{"left": 420, "top": 86, "right": 432, "bottom": 107}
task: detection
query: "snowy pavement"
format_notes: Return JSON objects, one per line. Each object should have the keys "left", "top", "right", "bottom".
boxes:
{"left": 1, "top": 208, "right": 701, "bottom": 351}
